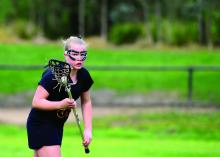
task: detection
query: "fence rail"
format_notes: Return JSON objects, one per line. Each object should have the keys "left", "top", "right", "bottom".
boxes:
{"left": 1, "top": 64, "right": 220, "bottom": 71}
{"left": 1, "top": 64, "right": 220, "bottom": 106}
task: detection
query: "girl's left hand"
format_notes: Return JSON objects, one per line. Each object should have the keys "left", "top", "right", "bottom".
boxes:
{"left": 83, "top": 130, "right": 92, "bottom": 147}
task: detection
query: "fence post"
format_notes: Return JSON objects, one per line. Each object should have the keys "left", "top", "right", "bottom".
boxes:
{"left": 188, "top": 67, "right": 193, "bottom": 106}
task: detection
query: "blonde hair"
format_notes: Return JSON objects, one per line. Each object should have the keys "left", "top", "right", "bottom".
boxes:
{"left": 63, "top": 36, "right": 88, "bottom": 51}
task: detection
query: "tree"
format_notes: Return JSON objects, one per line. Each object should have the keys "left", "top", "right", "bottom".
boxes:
{"left": 79, "top": 0, "right": 85, "bottom": 37}
{"left": 0, "top": 0, "right": 14, "bottom": 23}
{"left": 155, "top": 0, "right": 162, "bottom": 44}
{"left": 192, "top": 0, "right": 220, "bottom": 47}
{"left": 101, "top": 0, "right": 108, "bottom": 41}
{"left": 139, "top": 0, "right": 153, "bottom": 45}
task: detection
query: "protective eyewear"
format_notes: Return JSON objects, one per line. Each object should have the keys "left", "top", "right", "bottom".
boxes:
{"left": 65, "top": 49, "right": 87, "bottom": 61}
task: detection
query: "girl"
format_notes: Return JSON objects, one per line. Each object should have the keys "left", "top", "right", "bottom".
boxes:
{"left": 26, "top": 36, "right": 93, "bottom": 157}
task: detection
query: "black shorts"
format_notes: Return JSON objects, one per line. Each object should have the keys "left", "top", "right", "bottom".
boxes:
{"left": 26, "top": 108, "right": 70, "bottom": 149}
{"left": 26, "top": 120, "right": 64, "bottom": 149}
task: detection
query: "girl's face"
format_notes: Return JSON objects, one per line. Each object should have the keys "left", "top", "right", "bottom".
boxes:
{"left": 64, "top": 43, "right": 87, "bottom": 70}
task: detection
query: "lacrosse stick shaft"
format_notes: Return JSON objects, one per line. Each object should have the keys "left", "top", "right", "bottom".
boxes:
{"left": 48, "top": 59, "right": 90, "bottom": 153}
{"left": 66, "top": 87, "right": 90, "bottom": 154}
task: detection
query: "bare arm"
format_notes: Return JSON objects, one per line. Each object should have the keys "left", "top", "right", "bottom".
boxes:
{"left": 32, "top": 85, "right": 76, "bottom": 110}
{"left": 81, "top": 90, "right": 93, "bottom": 146}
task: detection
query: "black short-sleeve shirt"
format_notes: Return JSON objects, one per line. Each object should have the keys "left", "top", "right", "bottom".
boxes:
{"left": 27, "top": 67, "right": 94, "bottom": 124}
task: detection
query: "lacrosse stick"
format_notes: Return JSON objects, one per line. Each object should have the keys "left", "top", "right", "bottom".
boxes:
{"left": 48, "top": 59, "right": 90, "bottom": 154}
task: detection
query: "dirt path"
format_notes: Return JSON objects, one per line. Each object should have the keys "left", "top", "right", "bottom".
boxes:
{"left": 0, "top": 107, "right": 217, "bottom": 125}
{"left": 0, "top": 107, "right": 149, "bottom": 125}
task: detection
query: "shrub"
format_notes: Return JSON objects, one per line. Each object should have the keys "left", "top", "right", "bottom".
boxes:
{"left": 151, "top": 20, "right": 199, "bottom": 46}
{"left": 0, "top": 26, "right": 15, "bottom": 42}
{"left": 109, "top": 23, "right": 144, "bottom": 45}
{"left": 169, "top": 21, "right": 198, "bottom": 45}
{"left": 12, "top": 19, "right": 38, "bottom": 39}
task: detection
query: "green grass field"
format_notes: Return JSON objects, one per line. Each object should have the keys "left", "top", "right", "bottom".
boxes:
{"left": 0, "top": 111, "right": 220, "bottom": 157}
{"left": 0, "top": 43, "right": 220, "bottom": 103}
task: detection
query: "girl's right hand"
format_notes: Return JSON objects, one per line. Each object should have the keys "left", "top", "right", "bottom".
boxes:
{"left": 59, "top": 98, "right": 77, "bottom": 109}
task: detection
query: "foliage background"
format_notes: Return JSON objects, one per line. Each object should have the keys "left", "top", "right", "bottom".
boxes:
{"left": 0, "top": 1, "right": 220, "bottom": 157}
{"left": 1, "top": 0, "right": 220, "bottom": 46}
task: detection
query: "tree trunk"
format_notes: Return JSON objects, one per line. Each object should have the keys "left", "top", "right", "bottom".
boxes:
{"left": 206, "top": 15, "right": 213, "bottom": 49}
{"left": 197, "top": 0, "right": 208, "bottom": 45}
{"left": 101, "top": 0, "right": 108, "bottom": 41}
{"left": 141, "top": 0, "right": 153, "bottom": 45}
{"left": 155, "top": 0, "right": 162, "bottom": 44}
{"left": 198, "top": 11, "right": 207, "bottom": 45}
{"left": 29, "top": 0, "right": 35, "bottom": 24}
{"left": 36, "top": 0, "right": 44, "bottom": 35}
{"left": 79, "top": 0, "right": 85, "bottom": 37}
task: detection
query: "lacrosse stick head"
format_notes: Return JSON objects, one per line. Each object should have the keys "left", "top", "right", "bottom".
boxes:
{"left": 48, "top": 59, "right": 71, "bottom": 87}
